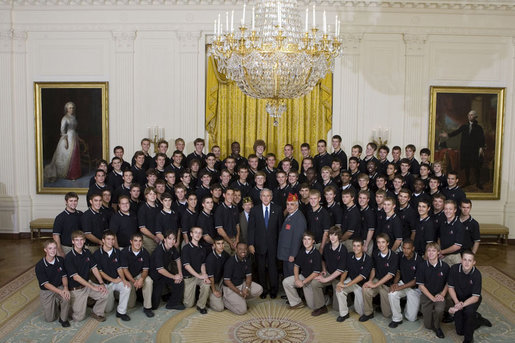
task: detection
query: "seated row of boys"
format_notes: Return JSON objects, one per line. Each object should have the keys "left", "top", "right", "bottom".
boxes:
{"left": 37, "top": 223, "right": 487, "bottom": 343}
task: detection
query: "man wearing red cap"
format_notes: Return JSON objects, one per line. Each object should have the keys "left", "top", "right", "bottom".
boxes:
{"left": 277, "top": 193, "right": 307, "bottom": 278}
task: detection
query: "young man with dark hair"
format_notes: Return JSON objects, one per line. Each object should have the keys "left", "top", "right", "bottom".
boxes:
{"left": 438, "top": 200, "right": 464, "bottom": 267}
{"left": 416, "top": 242, "right": 450, "bottom": 339}
{"left": 248, "top": 189, "right": 282, "bottom": 299}
{"left": 459, "top": 199, "right": 480, "bottom": 254}
{"left": 300, "top": 143, "right": 311, "bottom": 161}
{"left": 81, "top": 192, "right": 107, "bottom": 254}
{"left": 196, "top": 195, "right": 216, "bottom": 249}
{"left": 93, "top": 230, "right": 132, "bottom": 321}
{"left": 414, "top": 199, "right": 434, "bottom": 256}
{"left": 341, "top": 189, "right": 361, "bottom": 252}
{"left": 215, "top": 187, "right": 240, "bottom": 253}
{"left": 138, "top": 187, "right": 163, "bottom": 254}
{"left": 231, "top": 165, "right": 251, "bottom": 198}
{"left": 223, "top": 243, "right": 263, "bottom": 314}
{"left": 149, "top": 230, "right": 185, "bottom": 310}
{"left": 186, "top": 138, "right": 207, "bottom": 169}
{"left": 131, "top": 151, "right": 147, "bottom": 186}
{"left": 273, "top": 170, "right": 290, "bottom": 211}
{"left": 282, "top": 232, "right": 326, "bottom": 315}
{"left": 129, "top": 183, "right": 142, "bottom": 214}
{"left": 377, "top": 197, "right": 403, "bottom": 252}
{"left": 110, "top": 195, "right": 138, "bottom": 249}
{"left": 391, "top": 146, "right": 402, "bottom": 169}
{"left": 442, "top": 171, "right": 466, "bottom": 207}
{"left": 167, "top": 150, "right": 185, "bottom": 175}
{"left": 348, "top": 157, "right": 361, "bottom": 188}
{"left": 155, "top": 192, "right": 180, "bottom": 248}
{"left": 154, "top": 153, "right": 168, "bottom": 180}
{"left": 404, "top": 144, "right": 420, "bottom": 176}
{"left": 182, "top": 226, "right": 210, "bottom": 314}
{"left": 65, "top": 230, "right": 108, "bottom": 322}
{"left": 112, "top": 169, "right": 133, "bottom": 210}
{"left": 364, "top": 142, "right": 379, "bottom": 169}
{"left": 336, "top": 239, "right": 373, "bottom": 321}
{"left": 152, "top": 140, "right": 170, "bottom": 168}
{"left": 377, "top": 145, "right": 390, "bottom": 175}
{"left": 206, "top": 237, "right": 230, "bottom": 312}
{"left": 111, "top": 145, "right": 131, "bottom": 172}
{"left": 399, "top": 158, "right": 415, "bottom": 191}
{"left": 411, "top": 177, "right": 432, "bottom": 208}
{"left": 361, "top": 233, "right": 398, "bottom": 322}
{"left": 131, "top": 138, "right": 153, "bottom": 170}
{"left": 358, "top": 190, "right": 376, "bottom": 256}
{"left": 86, "top": 169, "right": 111, "bottom": 207}
{"left": 180, "top": 192, "right": 199, "bottom": 245}
{"left": 107, "top": 157, "right": 124, "bottom": 190}
{"left": 229, "top": 141, "right": 248, "bottom": 167}
{"left": 331, "top": 135, "right": 348, "bottom": 170}
{"left": 314, "top": 139, "right": 332, "bottom": 173}
{"left": 53, "top": 192, "right": 82, "bottom": 257}
{"left": 264, "top": 153, "right": 278, "bottom": 190}
{"left": 35, "top": 239, "right": 71, "bottom": 327}
{"left": 387, "top": 239, "right": 422, "bottom": 328}
{"left": 398, "top": 188, "right": 417, "bottom": 241}
{"left": 120, "top": 232, "right": 154, "bottom": 318}
{"left": 324, "top": 186, "right": 343, "bottom": 228}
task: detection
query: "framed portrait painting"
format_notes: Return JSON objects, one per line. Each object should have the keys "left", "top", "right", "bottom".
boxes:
{"left": 429, "top": 86, "right": 505, "bottom": 200}
{"left": 35, "top": 82, "right": 109, "bottom": 194}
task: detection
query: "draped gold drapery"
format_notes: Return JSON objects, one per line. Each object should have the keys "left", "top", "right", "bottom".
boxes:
{"left": 205, "top": 56, "right": 333, "bottom": 163}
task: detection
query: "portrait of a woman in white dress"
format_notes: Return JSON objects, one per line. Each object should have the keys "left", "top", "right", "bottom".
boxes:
{"left": 44, "top": 102, "right": 82, "bottom": 182}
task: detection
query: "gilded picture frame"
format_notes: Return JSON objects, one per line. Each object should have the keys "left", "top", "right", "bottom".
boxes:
{"left": 429, "top": 86, "right": 504, "bottom": 200}
{"left": 35, "top": 82, "right": 109, "bottom": 194}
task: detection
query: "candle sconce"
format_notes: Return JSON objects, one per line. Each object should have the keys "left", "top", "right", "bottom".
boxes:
{"left": 148, "top": 126, "right": 165, "bottom": 154}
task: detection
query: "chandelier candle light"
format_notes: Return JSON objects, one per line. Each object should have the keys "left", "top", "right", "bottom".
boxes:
{"left": 209, "top": 0, "right": 342, "bottom": 126}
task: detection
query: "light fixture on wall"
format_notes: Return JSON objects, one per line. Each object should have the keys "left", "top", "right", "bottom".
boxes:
{"left": 209, "top": 0, "right": 342, "bottom": 126}
{"left": 371, "top": 127, "right": 390, "bottom": 148}
{"left": 148, "top": 126, "right": 165, "bottom": 154}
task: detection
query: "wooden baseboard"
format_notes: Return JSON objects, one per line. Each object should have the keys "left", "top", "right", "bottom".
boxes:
{"left": 0, "top": 233, "right": 33, "bottom": 240}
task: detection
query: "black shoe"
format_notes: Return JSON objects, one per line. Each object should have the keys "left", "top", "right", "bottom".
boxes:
{"left": 143, "top": 308, "right": 155, "bottom": 318}
{"left": 260, "top": 293, "right": 268, "bottom": 299}
{"left": 197, "top": 306, "right": 207, "bottom": 314}
{"left": 442, "top": 315, "right": 454, "bottom": 323}
{"left": 463, "top": 339, "right": 474, "bottom": 343}
{"left": 434, "top": 328, "right": 445, "bottom": 339}
{"left": 166, "top": 304, "right": 185, "bottom": 310}
{"left": 388, "top": 320, "right": 403, "bottom": 328}
{"left": 270, "top": 293, "right": 278, "bottom": 299}
{"left": 359, "top": 313, "right": 374, "bottom": 322}
{"left": 477, "top": 313, "right": 492, "bottom": 327}
{"left": 116, "top": 311, "right": 131, "bottom": 321}
{"left": 336, "top": 314, "right": 349, "bottom": 322}
{"left": 59, "top": 319, "right": 70, "bottom": 328}
{"left": 281, "top": 295, "right": 288, "bottom": 299}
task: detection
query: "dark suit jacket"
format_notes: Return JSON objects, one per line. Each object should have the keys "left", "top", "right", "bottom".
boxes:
{"left": 248, "top": 203, "right": 283, "bottom": 255}
{"left": 277, "top": 209, "right": 307, "bottom": 261}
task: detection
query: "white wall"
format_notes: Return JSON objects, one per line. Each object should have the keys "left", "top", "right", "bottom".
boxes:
{"left": 0, "top": 0, "right": 514, "bottom": 237}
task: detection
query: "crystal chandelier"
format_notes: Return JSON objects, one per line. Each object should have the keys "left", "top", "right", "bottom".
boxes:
{"left": 209, "top": 1, "right": 342, "bottom": 126}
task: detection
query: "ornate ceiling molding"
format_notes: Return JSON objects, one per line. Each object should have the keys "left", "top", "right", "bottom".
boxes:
{"left": 0, "top": 0, "right": 514, "bottom": 11}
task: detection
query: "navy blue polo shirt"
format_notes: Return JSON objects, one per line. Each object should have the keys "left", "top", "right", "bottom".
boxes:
{"left": 399, "top": 252, "right": 421, "bottom": 285}
{"left": 149, "top": 243, "right": 181, "bottom": 280}
{"left": 53, "top": 209, "right": 82, "bottom": 247}
{"left": 416, "top": 259, "right": 450, "bottom": 295}
{"left": 414, "top": 216, "right": 434, "bottom": 256}
{"left": 360, "top": 206, "right": 376, "bottom": 241}
{"left": 294, "top": 246, "right": 322, "bottom": 278}
{"left": 109, "top": 210, "right": 138, "bottom": 248}
{"left": 181, "top": 242, "right": 206, "bottom": 277}
{"left": 155, "top": 209, "right": 179, "bottom": 236}
{"left": 442, "top": 186, "right": 466, "bottom": 206}
{"left": 81, "top": 208, "right": 107, "bottom": 244}
{"left": 398, "top": 204, "right": 417, "bottom": 240}
{"left": 129, "top": 199, "right": 141, "bottom": 214}
{"left": 345, "top": 252, "right": 373, "bottom": 286}
{"left": 206, "top": 250, "right": 230, "bottom": 283}
{"left": 448, "top": 264, "right": 482, "bottom": 301}
{"left": 181, "top": 209, "right": 199, "bottom": 239}
{"left": 197, "top": 210, "right": 216, "bottom": 239}
{"left": 94, "top": 247, "right": 123, "bottom": 281}
{"left": 306, "top": 206, "right": 331, "bottom": 243}
{"left": 112, "top": 184, "right": 131, "bottom": 205}
{"left": 461, "top": 217, "right": 481, "bottom": 252}
{"left": 439, "top": 216, "right": 464, "bottom": 251}
{"left": 431, "top": 210, "right": 446, "bottom": 242}
{"left": 372, "top": 250, "right": 398, "bottom": 286}
{"left": 223, "top": 255, "right": 252, "bottom": 286}
{"left": 378, "top": 213, "right": 403, "bottom": 249}
{"left": 342, "top": 204, "right": 361, "bottom": 239}
{"left": 138, "top": 202, "right": 161, "bottom": 235}
{"left": 214, "top": 202, "right": 239, "bottom": 238}
{"left": 64, "top": 248, "right": 97, "bottom": 288}
{"left": 35, "top": 256, "right": 67, "bottom": 290}
{"left": 322, "top": 242, "right": 347, "bottom": 274}
{"left": 326, "top": 202, "right": 343, "bottom": 227}
{"left": 120, "top": 246, "right": 150, "bottom": 277}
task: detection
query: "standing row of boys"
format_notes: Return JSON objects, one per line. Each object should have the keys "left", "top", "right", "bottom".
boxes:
{"left": 37, "top": 136, "right": 488, "bottom": 342}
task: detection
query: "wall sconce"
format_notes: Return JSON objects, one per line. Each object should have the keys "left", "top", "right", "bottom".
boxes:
{"left": 371, "top": 127, "right": 390, "bottom": 148}
{"left": 148, "top": 126, "right": 165, "bottom": 154}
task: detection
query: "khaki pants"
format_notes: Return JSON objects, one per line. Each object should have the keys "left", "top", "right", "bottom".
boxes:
{"left": 70, "top": 283, "right": 108, "bottom": 321}
{"left": 106, "top": 281, "right": 131, "bottom": 314}
{"left": 362, "top": 280, "right": 392, "bottom": 318}
{"left": 335, "top": 278, "right": 365, "bottom": 316}
{"left": 420, "top": 293, "right": 445, "bottom": 329}
{"left": 128, "top": 274, "right": 153, "bottom": 310}
{"left": 443, "top": 253, "right": 461, "bottom": 267}
{"left": 209, "top": 282, "right": 224, "bottom": 312}
{"left": 39, "top": 287, "right": 70, "bottom": 322}
{"left": 183, "top": 277, "right": 210, "bottom": 309}
{"left": 223, "top": 239, "right": 236, "bottom": 255}
{"left": 222, "top": 282, "right": 263, "bottom": 315}
{"left": 388, "top": 283, "right": 421, "bottom": 322}
{"left": 282, "top": 275, "right": 325, "bottom": 310}
{"left": 142, "top": 235, "right": 158, "bottom": 255}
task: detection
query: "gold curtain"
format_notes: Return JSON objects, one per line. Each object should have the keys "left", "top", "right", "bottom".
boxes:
{"left": 205, "top": 56, "right": 332, "bottom": 163}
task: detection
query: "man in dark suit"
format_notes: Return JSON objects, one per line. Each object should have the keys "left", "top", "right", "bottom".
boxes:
{"left": 443, "top": 110, "right": 486, "bottom": 189}
{"left": 248, "top": 189, "right": 283, "bottom": 299}
{"left": 277, "top": 193, "right": 307, "bottom": 278}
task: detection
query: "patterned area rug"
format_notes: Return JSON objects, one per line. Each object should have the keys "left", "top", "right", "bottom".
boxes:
{"left": 0, "top": 266, "right": 513, "bottom": 343}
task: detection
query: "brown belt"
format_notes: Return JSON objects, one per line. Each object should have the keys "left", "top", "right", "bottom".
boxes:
{"left": 70, "top": 285, "right": 85, "bottom": 291}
